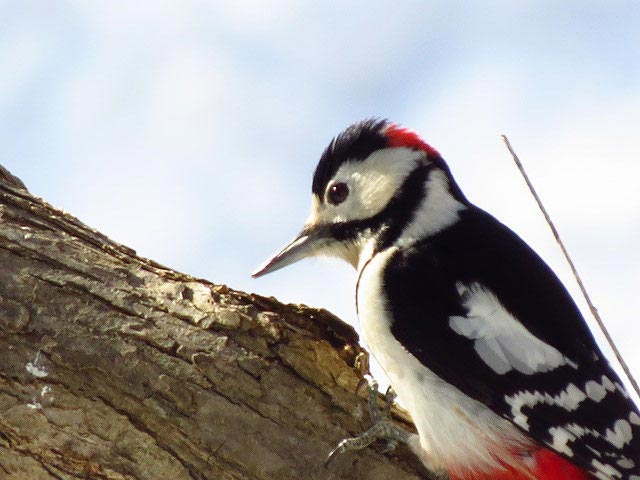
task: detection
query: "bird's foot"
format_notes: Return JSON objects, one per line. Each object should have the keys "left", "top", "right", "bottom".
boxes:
{"left": 325, "top": 376, "right": 412, "bottom": 466}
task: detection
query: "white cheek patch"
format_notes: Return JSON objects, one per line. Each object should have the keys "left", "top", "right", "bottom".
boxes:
{"left": 310, "top": 147, "right": 422, "bottom": 225}
{"left": 448, "top": 282, "right": 577, "bottom": 376}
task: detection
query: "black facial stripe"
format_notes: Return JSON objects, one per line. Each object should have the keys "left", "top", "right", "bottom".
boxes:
{"left": 325, "top": 164, "right": 431, "bottom": 250}
{"left": 312, "top": 118, "right": 389, "bottom": 197}
{"left": 376, "top": 165, "right": 431, "bottom": 250}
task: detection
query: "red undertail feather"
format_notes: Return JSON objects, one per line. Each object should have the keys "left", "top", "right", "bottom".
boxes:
{"left": 384, "top": 124, "right": 440, "bottom": 157}
{"left": 530, "top": 449, "right": 590, "bottom": 480}
{"left": 449, "top": 448, "right": 591, "bottom": 480}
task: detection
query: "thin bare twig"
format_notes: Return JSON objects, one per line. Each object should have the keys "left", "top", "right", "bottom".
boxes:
{"left": 501, "top": 135, "right": 640, "bottom": 399}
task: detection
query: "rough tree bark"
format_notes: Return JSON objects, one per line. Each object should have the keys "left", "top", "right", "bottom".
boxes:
{"left": 0, "top": 167, "right": 436, "bottom": 480}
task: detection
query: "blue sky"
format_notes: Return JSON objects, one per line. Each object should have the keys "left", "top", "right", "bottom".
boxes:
{"left": 3, "top": 1, "right": 640, "bottom": 395}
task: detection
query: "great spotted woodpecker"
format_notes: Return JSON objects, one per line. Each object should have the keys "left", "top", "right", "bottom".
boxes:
{"left": 252, "top": 119, "right": 640, "bottom": 480}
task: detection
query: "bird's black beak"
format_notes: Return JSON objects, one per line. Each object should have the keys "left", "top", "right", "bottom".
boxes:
{"left": 252, "top": 223, "right": 329, "bottom": 278}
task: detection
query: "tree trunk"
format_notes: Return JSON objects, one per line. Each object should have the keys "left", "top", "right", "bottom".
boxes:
{"left": 0, "top": 167, "right": 435, "bottom": 480}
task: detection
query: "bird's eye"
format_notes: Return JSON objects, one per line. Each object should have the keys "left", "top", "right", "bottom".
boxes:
{"left": 327, "top": 182, "right": 349, "bottom": 205}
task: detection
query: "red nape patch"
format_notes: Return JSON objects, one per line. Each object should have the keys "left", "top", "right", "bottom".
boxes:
{"left": 384, "top": 124, "right": 439, "bottom": 157}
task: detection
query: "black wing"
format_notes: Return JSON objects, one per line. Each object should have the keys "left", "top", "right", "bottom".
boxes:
{"left": 385, "top": 206, "right": 640, "bottom": 479}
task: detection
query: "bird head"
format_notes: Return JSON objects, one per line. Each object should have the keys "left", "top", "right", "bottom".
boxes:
{"left": 252, "top": 118, "right": 467, "bottom": 278}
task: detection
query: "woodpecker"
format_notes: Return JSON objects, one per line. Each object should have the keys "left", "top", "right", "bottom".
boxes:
{"left": 252, "top": 119, "right": 640, "bottom": 480}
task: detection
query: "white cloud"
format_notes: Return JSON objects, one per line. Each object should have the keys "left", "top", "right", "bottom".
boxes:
{"left": 0, "top": 28, "right": 49, "bottom": 108}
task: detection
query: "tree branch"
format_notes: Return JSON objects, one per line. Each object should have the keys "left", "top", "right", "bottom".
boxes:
{"left": 0, "top": 167, "right": 434, "bottom": 480}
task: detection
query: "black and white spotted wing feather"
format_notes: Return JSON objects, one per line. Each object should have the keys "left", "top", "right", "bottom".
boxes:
{"left": 384, "top": 205, "right": 640, "bottom": 479}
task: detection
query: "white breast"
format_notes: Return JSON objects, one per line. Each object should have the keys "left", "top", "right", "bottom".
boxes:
{"left": 356, "top": 247, "right": 530, "bottom": 475}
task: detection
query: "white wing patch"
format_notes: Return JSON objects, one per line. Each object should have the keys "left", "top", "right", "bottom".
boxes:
{"left": 448, "top": 282, "right": 577, "bottom": 375}
{"left": 356, "top": 247, "right": 531, "bottom": 475}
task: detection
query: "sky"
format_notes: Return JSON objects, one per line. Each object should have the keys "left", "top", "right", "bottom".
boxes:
{"left": 2, "top": 1, "right": 640, "bottom": 398}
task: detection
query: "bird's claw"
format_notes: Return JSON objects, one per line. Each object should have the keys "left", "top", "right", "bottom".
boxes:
{"left": 379, "top": 438, "right": 399, "bottom": 454}
{"left": 325, "top": 377, "right": 410, "bottom": 467}
{"left": 325, "top": 435, "right": 376, "bottom": 467}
